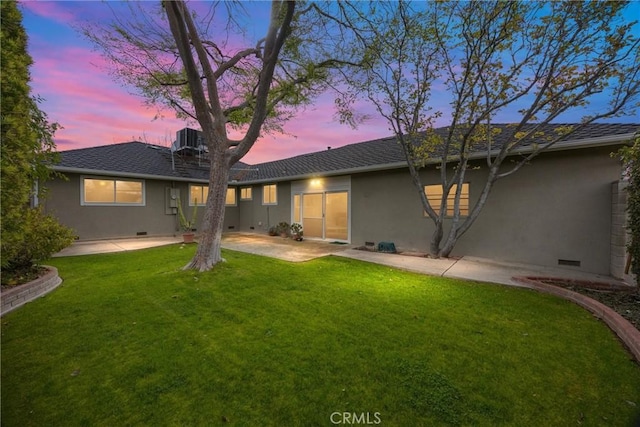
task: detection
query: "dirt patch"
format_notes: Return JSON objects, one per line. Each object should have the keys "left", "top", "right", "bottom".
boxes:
{"left": 529, "top": 278, "right": 640, "bottom": 331}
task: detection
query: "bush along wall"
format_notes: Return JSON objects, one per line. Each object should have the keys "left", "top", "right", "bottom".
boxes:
{"left": 618, "top": 136, "right": 640, "bottom": 279}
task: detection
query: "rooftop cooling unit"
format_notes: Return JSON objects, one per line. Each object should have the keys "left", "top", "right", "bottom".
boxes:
{"left": 176, "top": 128, "right": 202, "bottom": 151}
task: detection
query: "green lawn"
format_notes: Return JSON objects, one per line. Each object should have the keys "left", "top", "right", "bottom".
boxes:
{"left": 2, "top": 245, "right": 639, "bottom": 426}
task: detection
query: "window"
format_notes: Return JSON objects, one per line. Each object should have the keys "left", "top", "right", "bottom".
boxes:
{"left": 190, "top": 185, "right": 236, "bottom": 206}
{"left": 189, "top": 185, "right": 208, "bottom": 206}
{"left": 263, "top": 184, "right": 277, "bottom": 205}
{"left": 82, "top": 177, "right": 144, "bottom": 205}
{"left": 240, "top": 187, "right": 252, "bottom": 200}
{"left": 293, "top": 194, "right": 301, "bottom": 223}
{"left": 424, "top": 183, "right": 469, "bottom": 216}
{"left": 226, "top": 188, "right": 237, "bottom": 206}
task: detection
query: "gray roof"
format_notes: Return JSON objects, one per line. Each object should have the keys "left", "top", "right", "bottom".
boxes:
{"left": 55, "top": 142, "right": 248, "bottom": 182}
{"left": 54, "top": 123, "right": 639, "bottom": 184}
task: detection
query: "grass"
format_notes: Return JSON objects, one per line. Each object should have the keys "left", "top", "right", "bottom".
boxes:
{"left": 2, "top": 244, "right": 640, "bottom": 426}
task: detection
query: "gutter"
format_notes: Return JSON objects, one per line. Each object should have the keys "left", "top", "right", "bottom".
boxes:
{"left": 50, "top": 166, "right": 210, "bottom": 184}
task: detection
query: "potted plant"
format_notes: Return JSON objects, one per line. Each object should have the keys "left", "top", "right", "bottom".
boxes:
{"left": 177, "top": 198, "right": 198, "bottom": 243}
{"left": 268, "top": 226, "right": 278, "bottom": 236}
{"left": 290, "top": 222, "right": 303, "bottom": 241}
{"left": 277, "top": 221, "right": 290, "bottom": 238}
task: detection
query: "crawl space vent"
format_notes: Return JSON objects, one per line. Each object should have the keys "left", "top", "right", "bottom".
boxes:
{"left": 558, "top": 259, "right": 581, "bottom": 267}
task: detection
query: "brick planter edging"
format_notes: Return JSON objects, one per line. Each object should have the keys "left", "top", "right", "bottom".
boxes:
{"left": 1, "top": 266, "right": 61, "bottom": 316}
{"left": 513, "top": 276, "right": 640, "bottom": 363}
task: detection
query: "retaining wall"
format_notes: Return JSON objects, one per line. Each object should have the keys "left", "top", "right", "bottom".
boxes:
{"left": 1, "top": 266, "right": 61, "bottom": 316}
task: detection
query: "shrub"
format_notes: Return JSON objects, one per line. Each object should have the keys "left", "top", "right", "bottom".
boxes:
{"left": 2, "top": 208, "right": 75, "bottom": 275}
{"left": 277, "top": 221, "right": 290, "bottom": 236}
{"left": 617, "top": 136, "right": 640, "bottom": 278}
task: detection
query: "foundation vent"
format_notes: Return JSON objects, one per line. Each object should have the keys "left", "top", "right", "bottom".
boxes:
{"left": 558, "top": 259, "right": 581, "bottom": 267}
{"left": 136, "top": 231, "right": 148, "bottom": 236}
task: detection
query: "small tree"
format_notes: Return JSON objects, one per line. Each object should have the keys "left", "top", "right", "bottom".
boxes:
{"left": 332, "top": 1, "right": 640, "bottom": 258}
{"left": 85, "top": 1, "right": 350, "bottom": 271}
{"left": 1, "top": 0, "right": 75, "bottom": 280}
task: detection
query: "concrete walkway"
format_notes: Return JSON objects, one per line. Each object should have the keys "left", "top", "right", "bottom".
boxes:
{"left": 53, "top": 233, "right": 628, "bottom": 287}
{"left": 53, "top": 236, "right": 184, "bottom": 257}
{"left": 336, "top": 250, "right": 625, "bottom": 287}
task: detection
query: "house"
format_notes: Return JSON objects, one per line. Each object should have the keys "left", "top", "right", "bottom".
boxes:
{"left": 43, "top": 124, "right": 638, "bottom": 278}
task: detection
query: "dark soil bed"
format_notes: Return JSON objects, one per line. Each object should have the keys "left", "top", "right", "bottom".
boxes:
{"left": 535, "top": 278, "right": 640, "bottom": 331}
{"left": 1, "top": 266, "right": 48, "bottom": 290}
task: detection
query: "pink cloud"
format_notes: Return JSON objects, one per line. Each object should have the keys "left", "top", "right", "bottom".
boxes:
{"left": 21, "top": 3, "right": 393, "bottom": 164}
{"left": 20, "top": 1, "right": 76, "bottom": 23}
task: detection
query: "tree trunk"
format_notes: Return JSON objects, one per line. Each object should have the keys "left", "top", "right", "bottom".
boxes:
{"left": 437, "top": 229, "right": 458, "bottom": 258}
{"left": 183, "top": 151, "right": 230, "bottom": 271}
{"left": 430, "top": 221, "right": 444, "bottom": 257}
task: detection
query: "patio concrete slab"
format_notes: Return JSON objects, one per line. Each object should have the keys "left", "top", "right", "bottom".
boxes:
{"left": 221, "top": 233, "right": 353, "bottom": 262}
{"left": 53, "top": 233, "right": 353, "bottom": 262}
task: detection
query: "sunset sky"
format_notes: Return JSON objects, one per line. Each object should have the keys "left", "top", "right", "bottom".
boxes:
{"left": 20, "top": 1, "right": 640, "bottom": 164}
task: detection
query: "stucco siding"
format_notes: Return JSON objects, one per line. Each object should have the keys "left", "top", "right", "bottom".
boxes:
{"left": 351, "top": 169, "right": 428, "bottom": 250}
{"left": 237, "top": 182, "right": 292, "bottom": 232}
{"left": 458, "top": 147, "right": 619, "bottom": 274}
{"left": 223, "top": 204, "right": 239, "bottom": 231}
{"left": 44, "top": 174, "right": 183, "bottom": 240}
{"left": 351, "top": 147, "right": 621, "bottom": 275}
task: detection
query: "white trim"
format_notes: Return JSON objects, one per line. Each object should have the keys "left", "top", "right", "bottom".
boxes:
{"left": 80, "top": 175, "right": 146, "bottom": 206}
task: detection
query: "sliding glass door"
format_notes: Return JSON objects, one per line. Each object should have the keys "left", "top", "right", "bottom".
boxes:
{"left": 299, "top": 191, "right": 348, "bottom": 241}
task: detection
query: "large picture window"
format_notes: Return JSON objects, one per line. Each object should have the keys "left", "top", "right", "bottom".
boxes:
{"left": 82, "top": 177, "right": 144, "bottom": 205}
{"left": 424, "top": 183, "right": 469, "bottom": 217}
{"left": 263, "top": 184, "right": 277, "bottom": 205}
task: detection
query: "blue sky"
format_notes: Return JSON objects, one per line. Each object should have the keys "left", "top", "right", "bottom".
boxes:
{"left": 19, "top": 1, "right": 640, "bottom": 163}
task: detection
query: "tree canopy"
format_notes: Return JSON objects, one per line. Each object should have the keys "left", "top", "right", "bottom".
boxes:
{"left": 330, "top": 0, "right": 640, "bottom": 257}
{"left": 84, "top": 1, "right": 352, "bottom": 270}
{"left": 1, "top": 0, "right": 74, "bottom": 276}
